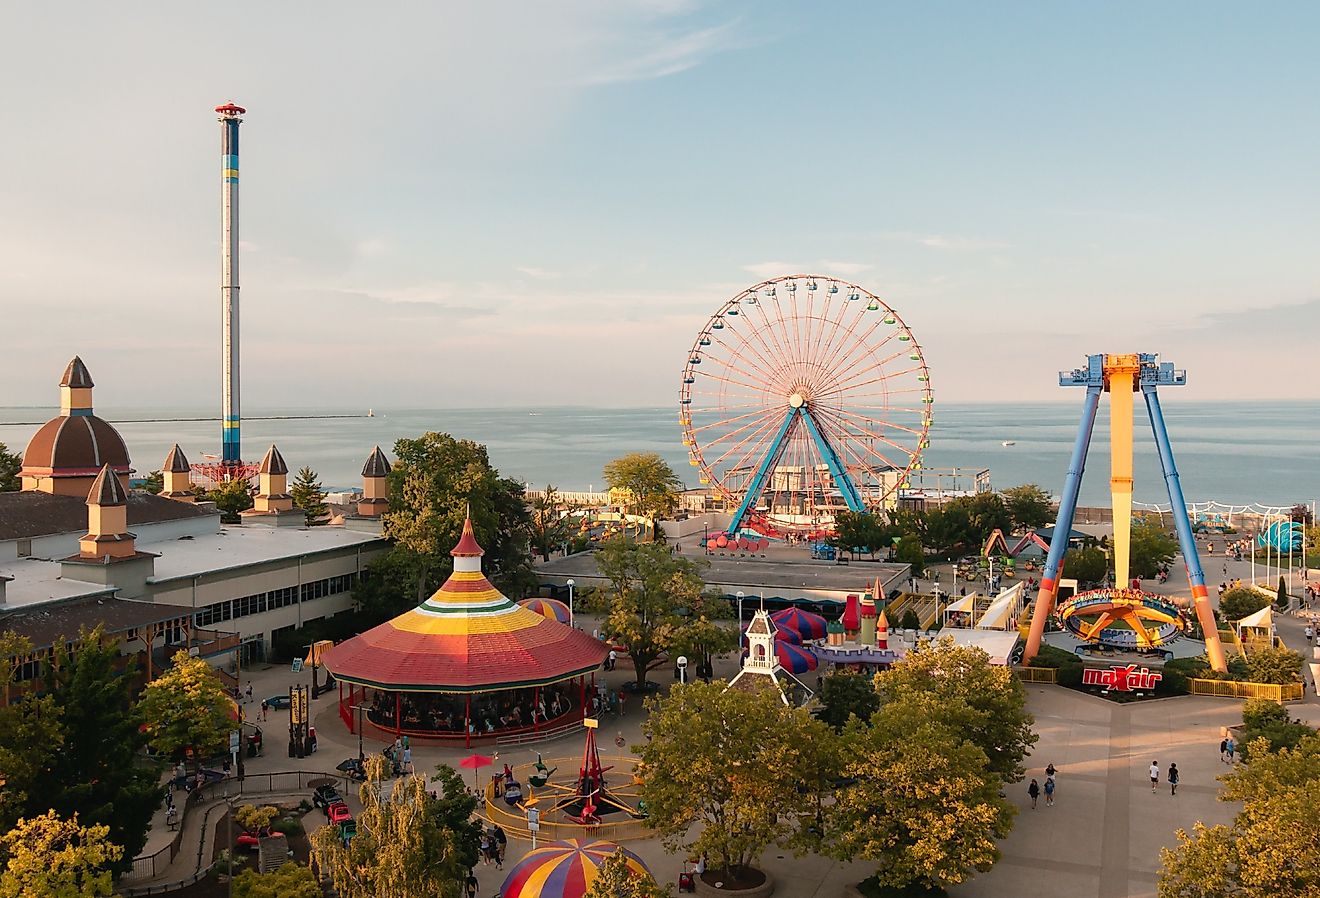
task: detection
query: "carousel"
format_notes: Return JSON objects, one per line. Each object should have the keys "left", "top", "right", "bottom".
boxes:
{"left": 322, "top": 518, "right": 608, "bottom": 747}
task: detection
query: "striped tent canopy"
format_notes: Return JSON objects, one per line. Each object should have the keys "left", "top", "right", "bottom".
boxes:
{"left": 741, "top": 621, "right": 802, "bottom": 645}
{"left": 500, "top": 838, "right": 652, "bottom": 898}
{"left": 322, "top": 519, "right": 607, "bottom": 692}
{"left": 775, "top": 641, "right": 818, "bottom": 674}
{"left": 519, "top": 598, "right": 572, "bottom": 625}
{"left": 770, "top": 608, "right": 828, "bottom": 641}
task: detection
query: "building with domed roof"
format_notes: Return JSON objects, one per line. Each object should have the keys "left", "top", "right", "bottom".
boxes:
{"left": 20, "top": 357, "right": 133, "bottom": 496}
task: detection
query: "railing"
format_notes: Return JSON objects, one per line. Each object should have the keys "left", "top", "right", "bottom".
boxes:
{"left": 496, "top": 717, "right": 584, "bottom": 747}
{"left": 193, "top": 629, "right": 241, "bottom": 659}
{"left": 1015, "top": 667, "right": 1058, "bottom": 684}
{"left": 481, "top": 755, "right": 652, "bottom": 843}
{"left": 1187, "top": 678, "right": 1305, "bottom": 702}
{"left": 120, "top": 769, "right": 350, "bottom": 887}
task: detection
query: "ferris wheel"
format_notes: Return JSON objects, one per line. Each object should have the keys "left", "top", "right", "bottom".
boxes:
{"left": 680, "top": 274, "right": 933, "bottom": 536}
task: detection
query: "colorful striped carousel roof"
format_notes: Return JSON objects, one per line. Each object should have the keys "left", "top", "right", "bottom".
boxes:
{"left": 500, "top": 839, "right": 651, "bottom": 898}
{"left": 322, "top": 519, "right": 607, "bottom": 693}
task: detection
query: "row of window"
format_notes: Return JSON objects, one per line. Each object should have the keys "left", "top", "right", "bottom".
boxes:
{"left": 194, "top": 573, "right": 358, "bottom": 627}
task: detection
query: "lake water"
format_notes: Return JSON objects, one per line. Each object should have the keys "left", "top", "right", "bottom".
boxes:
{"left": 1, "top": 402, "right": 1315, "bottom": 508}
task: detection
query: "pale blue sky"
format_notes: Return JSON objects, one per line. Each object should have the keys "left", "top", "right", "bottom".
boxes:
{"left": 2, "top": 2, "right": 1318, "bottom": 408}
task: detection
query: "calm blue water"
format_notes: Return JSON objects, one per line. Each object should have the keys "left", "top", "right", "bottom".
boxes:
{"left": 1, "top": 402, "right": 1315, "bottom": 507}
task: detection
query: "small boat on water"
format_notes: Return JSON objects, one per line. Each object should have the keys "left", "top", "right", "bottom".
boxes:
{"left": 1002, "top": 440, "right": 1016, "bottom": 447}
{"left": 367, "top": 409, "right": 375, "bottom": 417}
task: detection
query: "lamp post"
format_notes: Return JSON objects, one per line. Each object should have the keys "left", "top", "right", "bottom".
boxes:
{"left": 223, "top": 795, "right": 236, "bottom": 898}
{"left": 351, "top": 703, "right": 368, "bottom": 763}
{"left": 736, "top": 590, "right": 745, "bottom": 625}
{"left": 566, "top": 579, "right": 575, "bottom": 628}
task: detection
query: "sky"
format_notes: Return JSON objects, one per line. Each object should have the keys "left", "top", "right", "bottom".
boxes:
{"left": 3, "top": 1, "right": 1319, "bottom": 410}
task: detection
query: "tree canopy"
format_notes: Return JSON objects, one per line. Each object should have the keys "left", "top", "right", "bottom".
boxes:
{"left": 602, "top": 452, "right": 683, "bottom": 534}
{"left": 637, "top": 680, "right": 832, "bottom": 878}
{"left": 1159, "top": 734, "right": 1320, "bottom": 898}
{"left": 311, "top": 756, "right": 470, "bottom": 898}
{"left": 530, "top": 485, "right": 575, "bottom": 562}
{"left": 382, "top": 432, "right": 534, "bottom": 599}
{"left": 203, "top": 478, "right": 253, "bottom": 523}
{"left": 290, "top": 466, "right": 328, "bottom": 526}
{"left": 1002, "top": 484, "right": 1054, "bottom": 532}
{"left": 0, "top": 811, "right": 121, "bottom": 898}
{"left": 1219, "top": 586, "right": 1270, "bottom": 621}
{"left": 595, "top": 540, "right": 734, "bottom": 687}
{"left": 582, "top": 848, "right": 668, "bottom": 898}
{"left": 816, "top": 670, "right": 882, "bottom": 732}
{"left": 1130, "top": 519, "right": 1178, "bottom": 579}
{"left": 0, "top": 443, "right": 20, "bottom": 492}
{"left": 1063, "top": 545, "right": 1108, "bottom": 586}
{"left": 233, "top": 862, "right": 322, "bottom": 898}
{"left": 831, "top": 511, "right": 898, "bottom": 557}
{"left": 138, "top": 651, "right": 234, "bottom": 766}
{"left": 137, "top": 470, "right": 164, "bottom": 494}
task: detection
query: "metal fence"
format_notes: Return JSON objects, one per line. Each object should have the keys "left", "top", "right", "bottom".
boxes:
{"left": 1014, "top": 666, "right": 1059, "bottom": 684}
{"left": 121, "top": 769, "right": 349, "bottom": 886}
{"left": 1187, "top": 678, "right": 1305, "bottom": 702}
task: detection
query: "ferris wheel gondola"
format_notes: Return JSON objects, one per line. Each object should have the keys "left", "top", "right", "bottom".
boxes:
{"left": 679, "top": 274, "right": 932, "bottom": 536}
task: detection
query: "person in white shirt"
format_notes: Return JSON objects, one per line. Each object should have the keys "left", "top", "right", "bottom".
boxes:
{"left": 1149, "top": 760, "right": 1160, "bottom": 792}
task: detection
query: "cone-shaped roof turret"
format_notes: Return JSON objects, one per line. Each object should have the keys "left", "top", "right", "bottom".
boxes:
{"left": 87, "top": 464, "right": 126, "bottom": 507}
{"left": 258, "top": 445, "right": 288, "bottom": 476}
{"left": 60, "top": 356, "right": 94, "bottom": 388}
{"left": 362, "top": 446, "right": 392, "bottom": 478}
{"left": 163, "top": 444, "right": 190, "bottom": 473}
{"left": 451, "top": 517, "right": 485, "bottom": 557}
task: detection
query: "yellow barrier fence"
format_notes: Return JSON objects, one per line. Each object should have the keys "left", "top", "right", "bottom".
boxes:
{"left": 481, "top": 754, "right": 653, "bottom": 843}
{"left": 1014, "top": 667, "right": 1058, "bottom": 684}
{"left": 1187, "top": 678, "right": 1305, "bottom": 702}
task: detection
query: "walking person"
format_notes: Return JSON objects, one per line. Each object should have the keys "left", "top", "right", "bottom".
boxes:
{"left": 479, "top": 830, "right": 492, "bottom": 866}
{"left": 1044, "top": 775, "right": 1056, "bottom": 807}
{"left": 260, "top": 698, "right": 268, "bottom": 721}
{"left": 465, "top": 870, "right": 478, "bottom": 898}
{"left": 1149, "top": 760, "right": 1160, "bottom": 792}
{"left": 493, "top": 824, "right": 507, "bottom": 867}
{"left": 1027, "top": 778, "right": 1040, "bottom": 809}
{"left": 1226, "top": 737, "right": 1236, "bottom": 764}
{"left": 1168, "top": 763, "right": 1180, "bottom": 796}
{"left": 244, "top": 683, "right": 253, "bottom": 703}
{"left": 1219, "top": 736, "right": 1229, "bottom": 763}
{"left": 1045, "top": 762, "right": 1056, "bottom": 779}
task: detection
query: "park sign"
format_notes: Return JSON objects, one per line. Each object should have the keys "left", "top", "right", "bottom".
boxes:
{"left": 1082, "top": 664, "right": 1163, "bottom": 693}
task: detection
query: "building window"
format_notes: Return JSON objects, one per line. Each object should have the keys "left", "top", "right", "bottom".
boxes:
{"left": 194, "top": 571, "right": 360, "bottom": 628}
{"left": 16, "top": 539, "right": 32, "bottom": 558}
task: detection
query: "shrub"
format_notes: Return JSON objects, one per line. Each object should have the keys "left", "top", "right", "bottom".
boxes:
{"left": 1219, "top": 587, "right": 1270, "bottom": 622}
{"left": 1245, "top": 646, "right": 1304, "bottom": 685}
{"left": 1242, "top": 698, "right": 1289, "bottom": 730}
{"left": 270, "top": 817, "right": 303, "bottom": 836}
{"left": 900, "top": 608, "right": 920, "bottom": 631}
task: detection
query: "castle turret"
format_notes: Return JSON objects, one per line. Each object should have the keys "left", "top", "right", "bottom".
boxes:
{"left": 842, "top": 594, "right": 861, "bottom": 642}
{"left": 78, "top": 465, "right": 136, "bottom": 559}
{"left": 357, "top": 446, "right": 391, "bottom": 517}
{"left": 160, "top": 444, "right": 195, "bottom": 502}
{"left": 860, "top": 594, "right": 877, "bottom": 646}
{"left": 252, "top": 445, "right": 293, "bottom": 513}
{"left": 876, "top": 609, "right": 889, "bottom": 650}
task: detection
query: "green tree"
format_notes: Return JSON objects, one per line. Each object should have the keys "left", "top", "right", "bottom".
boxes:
{"left": 582, "top": 848, "right": 669, "bottom": 898}
{"left": 825, "top": 695, "right": 1014, "bottom": 892}
{"left": 383, "top": 432, "right": 534, "bottom": 601}
{"left": 959, "top": 493, "right": 1013, "bottom": 547}
{"left": 138, "top": 470, "right": 164, "bottom": 494}
{"left": 1277, "top": 574, "right": 1289, "bottom": 610}
{"left": 1130, "top": 519, "right": 1178, "bottom": 579}
{"left": 595, "top": 540, "right": 734, "bottom": 688}
{"left": 922, "top": 502, "right": 972, "bottom": 556}
{"left": 638, "top": 680, "right": 830, "bottom": 880}
{"left": 0, "top": 810, "right": 122, "bottom": 898}
{"left": 1220, "top": 586, "right": 1270, "bottom": 621}
{"left": 530, "top": 485, "right": 574, "bottom": 562}
{"left": 429, "top": 764, "right": 481, "bottom": 872}
{"left": 874, "top": 638, "right": 1037, "bottom": 784}
{"left": 290, "top": 466, "right": 328, "bottom": 526}
{"left": 205, "top": 478, "right": 254, "bottom": 523}
{"left": 1244, "top": 646, "right": 1304, "bottom": 686}
{"left": 602, "top": 452, "right": 683, "bottom": 538}
{"left": 1159, "top": 734, "right": 1320, "bottom": 898}
{"left": 1063, "top": 545, "right": 1108, "bottom": 585}
{"left": 831, "top": 511, "right": 897, "bottom": 558}
{"left": 234, "top": 805, "right": 279, "bottom": 833}
{"left": 137, "top": 651, "right": 234, "bottom": 768}
{"left": 0, "top": 443, "right": 20, "bottom": 492}
{"left": 1002, "top": 484, "right": 1054, "bottom": 532}
{"left": 0, "top": 695, "right": 65, "bottom": 854}
{"left": 233, "top": 862, "right": 322, "bottom": 898}
{"left": 816, "top": 670, "right": 881, "bottom": 732}
{"left": 895, "top": 534, "right": 925, "bottom": 576}
{"left": 311, "top": 756, "right": 470, "bottom": 898}
{"left": 352, "top": 549, "right": 424, "bottom": 626}
{"left": 1240, "top": 699, "right": 1314, "bottom": 759}
{"left": 39, "top": 629, "right": 159, "bottom": 870}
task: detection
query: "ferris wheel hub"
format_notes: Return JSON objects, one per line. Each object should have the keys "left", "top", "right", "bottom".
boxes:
{"left": 788, "top": 392, "right": 805, "bottom": 409}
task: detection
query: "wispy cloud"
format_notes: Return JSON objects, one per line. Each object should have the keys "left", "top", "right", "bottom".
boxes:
{"left": 515, "top": 265, "right": 562, "bottom": 280}
{"left": 879, "top": 231, "right": 1009, "bottom": 251}
{"left": 581, "top": 19, "right": 741, "bottom": 85}
{"left": 742, "top": 260, "right": 873, "bottom": 279}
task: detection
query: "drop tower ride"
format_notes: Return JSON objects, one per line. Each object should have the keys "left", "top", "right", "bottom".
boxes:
{"left": 216, "top": 102, "right": 244, "bottom": 469}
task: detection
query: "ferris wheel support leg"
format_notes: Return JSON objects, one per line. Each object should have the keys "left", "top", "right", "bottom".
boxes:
{"left": 1024, "top": 384, "right": 1102, "bottom": 665}
{"left": 1143, "top": 385, "right": 1227, "bottom": 672}
{"left": 800, "top": 407, "right": 866, "bottom": 513}
{"left": 727, "top": 408, "right": 798, "bottom": 536}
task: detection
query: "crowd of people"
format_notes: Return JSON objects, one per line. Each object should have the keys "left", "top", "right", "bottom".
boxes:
{"left": 366, "top": 685, "right": 578, "bottom": 736}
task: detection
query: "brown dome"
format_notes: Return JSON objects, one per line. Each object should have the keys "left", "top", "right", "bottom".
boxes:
{"left": 21, "top": 415, "right": 132, "bottom": 478}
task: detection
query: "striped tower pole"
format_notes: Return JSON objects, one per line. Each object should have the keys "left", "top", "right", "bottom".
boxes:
{"left": 216, "top": 102, "right": 245, "bottom": 468}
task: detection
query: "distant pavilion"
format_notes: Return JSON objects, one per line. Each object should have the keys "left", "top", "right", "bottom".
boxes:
{"left": 323, "top": 518, "right": 608, "bottom": 746}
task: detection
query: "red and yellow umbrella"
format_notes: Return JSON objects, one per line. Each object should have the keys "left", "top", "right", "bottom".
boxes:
{"left": 500, "top": 838, "right": 652, "bottom": 898}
